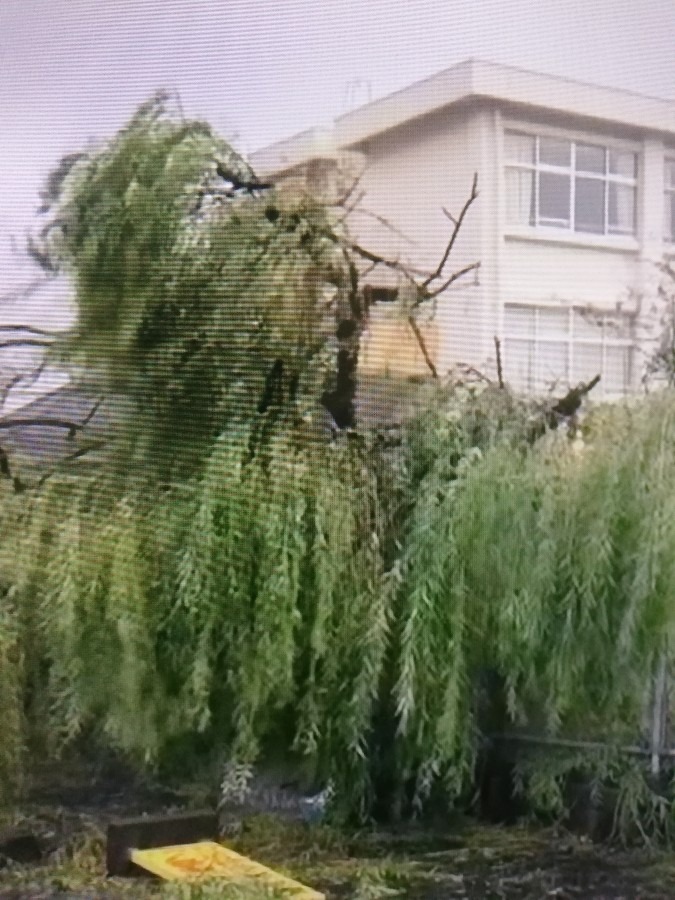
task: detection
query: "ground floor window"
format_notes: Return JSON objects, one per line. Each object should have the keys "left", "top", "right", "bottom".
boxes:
{"left": 665, "top": 158, "right": 675, "bottom": 243}
{"left": 503, "top": 304, "right": 635, "bottom": 396}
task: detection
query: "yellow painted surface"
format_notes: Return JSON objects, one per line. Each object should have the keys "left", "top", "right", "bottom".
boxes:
{"left": 360, "top": 315, "right": 440, "bottom": 376}
{"left": 130, "top": 841, "right": 324, "bottom": 898}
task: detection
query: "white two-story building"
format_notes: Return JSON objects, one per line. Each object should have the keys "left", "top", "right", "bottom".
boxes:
{"left": 251, "top": 59, "right": 675, "bottom": 397}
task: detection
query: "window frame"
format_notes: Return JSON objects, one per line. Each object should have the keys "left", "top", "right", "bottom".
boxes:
{"left": 502, "top": 303, "right": 636, "bottom": 397}
{"left": 504, "top": 128, "right": 638, "bottom": 239}
{"left": 665, "top": 157, "right": 675, "bottom": 244}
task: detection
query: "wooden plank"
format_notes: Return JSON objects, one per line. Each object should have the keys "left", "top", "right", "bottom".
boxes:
{"left": 106, "top": 810, "right": 218, "bottom": 877}
{"left": 130, "top": 840, "right": 324, "bottom": 898}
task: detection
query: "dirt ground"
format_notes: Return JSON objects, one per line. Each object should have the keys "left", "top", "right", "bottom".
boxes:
{"left": 1, "top": 757, "right": 674, "bottom": 899}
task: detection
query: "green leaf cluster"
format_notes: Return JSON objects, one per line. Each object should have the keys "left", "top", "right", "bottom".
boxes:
{"left": 38, "top": 92, "right": 344, "bottom": 476}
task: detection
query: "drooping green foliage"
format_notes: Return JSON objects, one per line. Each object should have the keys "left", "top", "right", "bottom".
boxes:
{"left": 38, "top": 91, "right": 344, "bottom": 475}
{"left": 1, "top": 383, "right": 673, "bottom": 835}
{"left": 5, "top": 94, "right": 675, "bottom": 841}
{"left": 394, "top": 389, "right": 675, "bottom": 833}
{"left": 0, "top": 425, "right": 394, "bottom": 816}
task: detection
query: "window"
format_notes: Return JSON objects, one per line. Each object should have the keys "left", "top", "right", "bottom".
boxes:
{"left": 505, "top": 131, "right": 637, "bottom": 237}
{"left": 665, "top": 158, "right": 675, "bottom": 243}
{"left": 503, "top": 304, "right": 635, "bottom": 396}
{"left": 363, "top": 285, "right": 398, "bottom": 305}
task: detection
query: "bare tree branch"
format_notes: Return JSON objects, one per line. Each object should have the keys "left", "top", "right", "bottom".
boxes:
{"left": 418, "top": 261, "right": 481, "bottom": 302}
{"left": 339, "top": 192, "right": 367, "bottom": 224}
{"left": 334, "top": 169, "right": 365, "bottom": 210}
{"left": 343, "top": 205, "right": 416, "bottom": 245}
{"left": 348, "top": 240, "right": 407, "bottom": 273}
{"left": 0, "top": 276, "right": 53, "bottom": 306}
{"left": 8, "top": 359, "right": 48, "bottom": 393}
{"left": 0, "top": 324, "right": 61, "bottom": 338}
{"left": 37, "top": 439, "right": 108, "bottom": 488}
{"left": 0, "top": 417, "right": 84, "bottom": 437}
{"left": 0, "top": 339, "right": 55, "bottom": 350}
{"left": 407, "top": 315, "right": 438, "bottom": 379}
{"left": 421, "top": 173, "right": 478, "bottom": 290}
{"left": 0, "top": 372, "right": 25, "bottom": 400}
{"left": 442, "top": 207, "right": 458, "bottom": 227}
{"left": 454, "top": 363, "right": 494, "bottom": 385}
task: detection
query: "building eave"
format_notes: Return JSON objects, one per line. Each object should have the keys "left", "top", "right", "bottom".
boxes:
{"left": 250, "top": 58, "right": 675, "bottom": 177}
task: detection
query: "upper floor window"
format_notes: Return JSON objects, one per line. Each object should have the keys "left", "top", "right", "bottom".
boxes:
{"left": 665, "top": 159, "right": 675, "bottom": 243}
{"left": 505, "top": 131, "right": 637, "bottom": 237}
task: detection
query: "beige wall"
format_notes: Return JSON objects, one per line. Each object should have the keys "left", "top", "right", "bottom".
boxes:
{"left": 501, "top": 239, "right": 640, "bottom": 311}
{"left": 254, "top": 89, "right": 675, "bottom": 388}
{"left": 343, "top": 104, "right": 487, "bottom": 376}
{"left": 345, "top": 105, "right": 480, "bottom": 275}
{"left": 350, "top": 104, "right": 672, "bottom": 383}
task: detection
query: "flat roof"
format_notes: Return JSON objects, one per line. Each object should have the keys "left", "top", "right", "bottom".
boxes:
{"left": 251, "top": 58, "right": 675, "bottom": 176}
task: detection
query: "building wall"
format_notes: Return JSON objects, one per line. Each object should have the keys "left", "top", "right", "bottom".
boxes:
{"left": 252, "top": 74, "right": 675, "bottom": 392}
{"left": 344, "top": 103, "right": 486, "bottom": 376}
{"left": 501, "top": 239, "right": 640, "bottom": 310}
{"left": 346, "top": 104, "right": 673, "bottom": 390}
{"left": 494, "top": 113, "right": 670, "bottom": 393}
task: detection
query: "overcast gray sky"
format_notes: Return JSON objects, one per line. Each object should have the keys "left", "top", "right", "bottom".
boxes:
{"left": 2, "top": 0, "right": 675, "bottom": 290}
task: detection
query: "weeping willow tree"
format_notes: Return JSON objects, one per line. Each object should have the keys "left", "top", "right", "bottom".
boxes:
{"left": 6, "top": 369, "right": 675, "bottom": 833}
{"left": 31, "top": 91, "right": 354, "bottom": 478}
{"left": 395, "top": 388, "right": 675, "bottom": 834}
{"left": 8, "top": 91, "right": 675, "bottom": 839}
{"left": 2, "top": 93, "right": 425, "bottom": 812}
{"left": 2, "top": 426, "right": 393, "bottom": 821}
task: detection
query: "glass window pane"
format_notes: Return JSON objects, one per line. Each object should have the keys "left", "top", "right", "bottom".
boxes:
{"left": 538, "top": 307, "right": 569, "bottom": 338}
{"left": 665, "top": 193, "right": 675, "bottom": 243}
{"left": 572, "top": 342, "right": 603, "bottom": 384}
{"left": 573, "top": 309, "right": 604, "bottom": 341}
{"left": 604, "top": 346, "right": 633, "bottom": 394}
{"left": 539, "top": 136, "right": 571, "bottom": 167}
{"left": 504, "top": 305, "right": 535, "bottom": 338}
{"left": 609, "top": 150, "right": 637, "bottom": 179}
{"left": 575, "top": 177, "right": 605, "bottom": 233}
{"left": 505, "top": 131, "right": 535, "bottom": 165}
{"left": 504, "top": 337, "right": 535, "bottom": 392}
{"left": 602, "top": 312, "right": 633, "bottom": 341}
{"left": 666, "top": 160, "right": 675, "bottom": 189}
{"left": 608, "top": 183, "right": 635, "bottom": 235}
{"left": 536, "top": 341, "right": 568, "bottom": 391}
{"left": 576, "top": 143, "right": 605, "bottom": 174}
{"left": 539, "top": 172, "right": 571, "bottom": 225}
{"left": 505, "top": 168, "right": 535, "bottom": 225}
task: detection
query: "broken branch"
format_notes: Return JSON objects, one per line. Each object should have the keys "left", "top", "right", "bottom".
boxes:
{"left": 494, "top": 336, "right": 505, "bottom": 389}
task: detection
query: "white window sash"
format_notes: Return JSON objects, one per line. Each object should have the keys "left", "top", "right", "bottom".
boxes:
{"left": 505, "top": 132, "right": 637, "bottom": 236}
{"left": 502, "top": 304, "right": 635, "bottom": 395}
{"left": 665, "top": 160, "right": 675, "bottom": 242}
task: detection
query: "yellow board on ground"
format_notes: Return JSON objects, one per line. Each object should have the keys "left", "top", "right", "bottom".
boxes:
{"left": 130, "top": 840, "right": 325, "bottom": 899}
